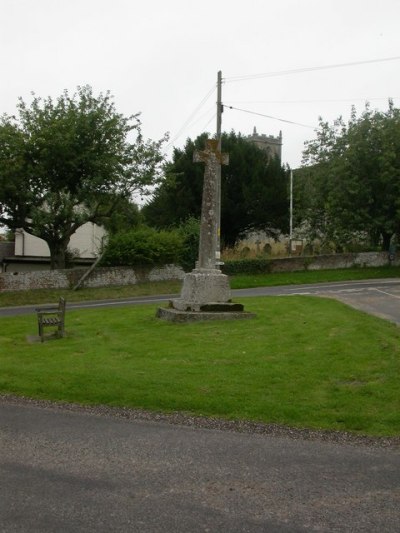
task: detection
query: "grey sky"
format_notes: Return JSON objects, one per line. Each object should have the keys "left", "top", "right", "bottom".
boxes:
{"left": 1, "top": 0, "right": 399, "bottom": 168}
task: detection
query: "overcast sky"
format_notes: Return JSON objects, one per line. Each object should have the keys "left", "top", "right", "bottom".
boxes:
{"left": 1, "top": 0, "right": 399, "bottom": 168}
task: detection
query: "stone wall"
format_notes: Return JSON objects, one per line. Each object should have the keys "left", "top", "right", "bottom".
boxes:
{"left": 0, "top": 252, "right": 397, "bottom": 292}
{"left": 0, "top": 265, "right": 185, "bottom": 292}
{"left": 268, "top": 251, "right": 397, "bottom": 273}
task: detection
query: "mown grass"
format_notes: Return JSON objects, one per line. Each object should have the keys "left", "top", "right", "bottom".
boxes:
{"left": 1, "top": 296, "right": 400, "bottom": 436}
{"left": 0, "top": 280, "right": 183, "bottom": 307}
{"left": 229, "top": 265, "right": 400, "bottom": 289}
{"left": 0, "top": 266, "right": 399, "bottom": 307}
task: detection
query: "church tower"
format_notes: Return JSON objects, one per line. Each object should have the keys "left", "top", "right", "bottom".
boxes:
{"left": 245, "top": 127, "right": 282, "bottom": 160}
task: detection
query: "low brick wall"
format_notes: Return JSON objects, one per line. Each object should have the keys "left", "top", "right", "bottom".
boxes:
{"left": 0, "top": 265, "right": 185, "bottom": 292}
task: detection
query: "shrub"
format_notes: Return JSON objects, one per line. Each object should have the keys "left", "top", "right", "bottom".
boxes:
{"left": 221, "top": 258, "right": 272, "bottom": 275}
{"left": 101, "top": 226, "right": 183, "bottom": 267}
{"left": 177, "top": 217, "right": 200, "bottom": 271}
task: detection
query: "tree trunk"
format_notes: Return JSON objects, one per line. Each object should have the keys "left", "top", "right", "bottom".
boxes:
{"left": 381, "top": 231, "right": 392, "bottom": 252}
{"left": 49, "top": 242, "right": 67, "bottom": 270}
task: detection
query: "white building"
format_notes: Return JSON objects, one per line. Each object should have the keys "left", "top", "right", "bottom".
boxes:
{"left": 2, "top": 223, "right": 106, "bottom": 272}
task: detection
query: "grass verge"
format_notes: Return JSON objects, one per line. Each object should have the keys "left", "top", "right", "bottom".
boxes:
{"left": 229, "top": 265, "right": 400, "bottom": 289}
{"left": 1, "top": 296, "right": 399, "bottom": 436}
{"left": 0, "top": 280, "right": 183, "bottom": 307}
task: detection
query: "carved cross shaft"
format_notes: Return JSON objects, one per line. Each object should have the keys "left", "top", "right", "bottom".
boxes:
{"left": 193, "top": 139, "right": 229, "bottom": 270}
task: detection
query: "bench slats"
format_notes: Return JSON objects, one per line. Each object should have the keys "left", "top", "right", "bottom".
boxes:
{"left": 36, "top": 297, "right": 66, "bottom": 342}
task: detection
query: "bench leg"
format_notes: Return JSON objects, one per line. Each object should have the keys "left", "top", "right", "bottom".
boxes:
{"left": 57, "top": 322, "right": 64, "bottom": 339}
{"left": 38, "top": 321, "right": 44, "bottom": 343}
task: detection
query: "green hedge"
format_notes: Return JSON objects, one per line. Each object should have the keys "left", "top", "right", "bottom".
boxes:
{"left": 177, "top": 217, "right": 200, "bottom": 271}
{"left": 221, "top": 258, "right": 272, "bottom": 275}
{"left": 101, "top": 226, "right": 184, "bottom": 267}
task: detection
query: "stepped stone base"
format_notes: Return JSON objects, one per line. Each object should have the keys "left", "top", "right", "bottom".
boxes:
{"left": 156, "top": 307, "right": 256, "bottom": 323}
{"left": 157, "top": 268, "right": 255, "bottom": 322}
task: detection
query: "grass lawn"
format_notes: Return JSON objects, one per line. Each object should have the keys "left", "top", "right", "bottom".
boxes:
{"left": 1, "top": 295, "right": 399, "bottom": 437}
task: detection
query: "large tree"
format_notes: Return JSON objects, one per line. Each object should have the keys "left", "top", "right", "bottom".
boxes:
{"left": 143, "top": 131, "right": 289, "bottom": 246}
{"left": 0, "top": 86, "right": 166, "bottom": 268}
{"left": 298, "top": 102, "right": 400, "bottom": 250}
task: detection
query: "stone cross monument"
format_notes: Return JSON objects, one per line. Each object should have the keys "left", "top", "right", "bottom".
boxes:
{"left": 194, "top": 139, "right": 228, "bottom": 270}
{"left": 157, "top": 138, "right": 252, "bottom": 321}
{"left": 170, "top": 139, "right": 238, "bottom": 313}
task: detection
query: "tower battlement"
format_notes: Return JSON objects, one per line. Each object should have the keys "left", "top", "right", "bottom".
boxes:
{"left": 245, "top": 127, "right": 282, "bottom": 160}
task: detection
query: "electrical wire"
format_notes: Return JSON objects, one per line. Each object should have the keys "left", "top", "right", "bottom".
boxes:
{"left": 166, "top": 83, "right": 216, "bottom": 148}
{"left": 224, "top": 96, "right": 400, "bottom": 105}
{"left": 201, "top": 112, "right": 216, "bottom": 132}
{"left": 225, "top": 105, "right": 316, "bottom": 129}
{"left": 188, "top": 105, "right": 216, "bottom": 129}
{"left": 225, "top": 56, "right": 400, "bottom": 83}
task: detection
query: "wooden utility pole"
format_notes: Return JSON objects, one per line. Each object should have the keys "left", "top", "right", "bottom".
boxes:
{"left": 289, "top": 169, "right": 293, "bottom": 255}
{"left": 216, "top": 70, "right": 222, "bottom": 143}
{"left": 216, "top": 70, "right": 223, "bottom": 266}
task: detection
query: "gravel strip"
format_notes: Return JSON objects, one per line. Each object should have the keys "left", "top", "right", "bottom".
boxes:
{"left": 1, "top": 393, "right": 399, "bottom": 449}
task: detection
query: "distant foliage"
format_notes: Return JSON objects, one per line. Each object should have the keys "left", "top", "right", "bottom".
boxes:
{"left": 143, "top": 131, "right": 289, "bottom": 246}
{"left": 298, "top": 101, "right": 400, "bottom": 251}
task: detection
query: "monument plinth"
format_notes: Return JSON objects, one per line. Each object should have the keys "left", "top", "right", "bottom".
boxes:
{"left": 157, "top": 139, "right": 255, "bottom": 322}
{"left": 172, "top": 267, "right": 232, "bottom": 312}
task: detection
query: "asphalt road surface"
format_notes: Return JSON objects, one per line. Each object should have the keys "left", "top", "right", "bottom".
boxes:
{"left": 1, "top": 399, "right": 399, "bottom": 533}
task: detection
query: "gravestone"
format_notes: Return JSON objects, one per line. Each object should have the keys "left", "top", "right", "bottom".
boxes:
{"left": 157, "top": 139, "right": 255, "bottom": 322}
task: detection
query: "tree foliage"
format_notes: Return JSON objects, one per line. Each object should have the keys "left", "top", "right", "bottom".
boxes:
{"left": 100, "top": 196, "right": 142, "bottom": 235}
{"left": 298, "top": 102, "right": 400, "bottom": 250}
{"left": 0, "top": 86, "right": 166, "bottom": 268}
{"left": 142, "top": 131, "right": 289, "bottom": 247}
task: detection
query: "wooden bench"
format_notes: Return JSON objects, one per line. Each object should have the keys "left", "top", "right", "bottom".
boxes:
{"left": 36, "top": 297, "right": 66, "bottom": 342}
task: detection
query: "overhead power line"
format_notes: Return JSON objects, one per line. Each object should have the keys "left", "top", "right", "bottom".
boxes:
{"left": 225, "top": 105, "right": 316, "bottom": 129}
{"left": 225, "top": 56, "right": 400, "bottom": 83}
{"left": 167, "top": 83, "right": 216, "bottom": 148}
{"left": 201, "top": 112, "right": 216, "bottom": 132}
{"left": 224, "top": 96, "right": 400, "bottom": 105}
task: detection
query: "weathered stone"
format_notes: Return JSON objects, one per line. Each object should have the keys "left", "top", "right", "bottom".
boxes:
{"left": 158, "top": 138, "right": 251, "bottom": 321}
{"left": 156, "top": 307, "right": 255, "bottom": 323}
{"left": 194, "top": 139, "right": 229, "bottom": 270}
{"left": 0, "top": 265, "right": 185, "bottom": 292}
{"left": 172, "top": 268, "right": 231, "bottom": 312}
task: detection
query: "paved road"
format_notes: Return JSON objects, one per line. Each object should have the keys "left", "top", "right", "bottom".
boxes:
{"left": 1, "top": 278, "right": 400, "bottom": 325}
{"left": 1, "top": 399, "right": 399, "bottom": 532}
